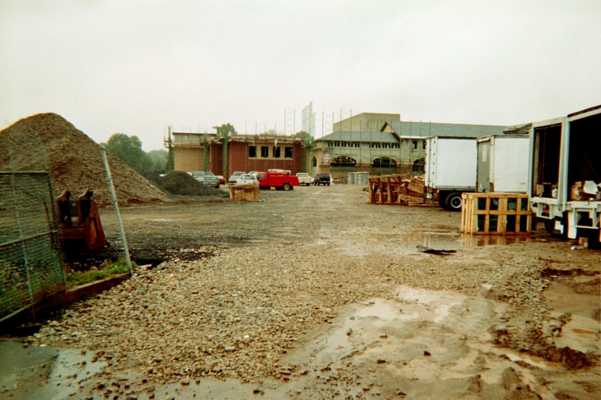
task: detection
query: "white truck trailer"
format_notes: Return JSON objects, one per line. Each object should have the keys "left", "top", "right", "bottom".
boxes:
{"left": 529, "top": 105, "right": 601, "bottom": 246}
{"left": 425, "top": 137, "right": 478, "bottom": 210}
{"left": 477, "top": 135, "right": 529, "bottom": 193}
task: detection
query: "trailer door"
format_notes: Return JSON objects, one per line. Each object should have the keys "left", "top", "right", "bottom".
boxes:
{"left": 436, "top": 138, "right": 477, "bottom": 190}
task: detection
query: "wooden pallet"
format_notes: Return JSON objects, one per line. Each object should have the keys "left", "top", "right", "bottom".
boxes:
{"left": 461, "top": 192, "right": 531, "bottom": 235}
{"left": 368, "top": 175, "right": 435, "bottom": 207}
{"left": 229, "top": 185, "right": 260, "bottom": 201}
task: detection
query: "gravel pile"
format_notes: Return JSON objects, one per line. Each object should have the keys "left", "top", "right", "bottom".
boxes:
{"left": 0, "top": 113, "right": 167, "bottom": 205}
{"left": 156, "top": 171, "right": 226, "bottom": 197}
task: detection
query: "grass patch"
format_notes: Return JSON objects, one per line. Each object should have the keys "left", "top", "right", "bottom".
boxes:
{"left": 66, "top": 259, "right": 132, "bottom": 287}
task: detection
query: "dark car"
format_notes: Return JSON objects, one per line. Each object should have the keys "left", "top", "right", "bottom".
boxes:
{"left": 313, "top": 173, "right": 331, "bottom": 186}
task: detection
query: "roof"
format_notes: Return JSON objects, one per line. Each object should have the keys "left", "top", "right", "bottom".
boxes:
{"left": 567, "top": 104, "right": 601, "bottom": 118}
{"left": 503, "top": 123, "right": 531, "bottom": 135}
{"left": 384, "top": 121, "right": 507, "bottom": 138}
{"left": 173, "top": 131, "right": 302, "bottom": 143}
{"left": 316, "top": 130, "right": 400, "bottom": 143}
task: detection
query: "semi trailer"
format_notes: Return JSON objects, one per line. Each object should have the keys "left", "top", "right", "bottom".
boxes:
{"left": 425, "top": 137, "right": 478, "bottom": 210}
{"left": 528, "top": 105, "right": 601, "bottom": 246}
{"left": 477, "top": 134, "right": 529, "bottom": 193}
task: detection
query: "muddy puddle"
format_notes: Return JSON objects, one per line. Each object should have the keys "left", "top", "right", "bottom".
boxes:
{"left": 0, "top": 340, "right": 106, "bottom": 400}
{"left": 282, "top": 285, "right": 600, "bottom": 399}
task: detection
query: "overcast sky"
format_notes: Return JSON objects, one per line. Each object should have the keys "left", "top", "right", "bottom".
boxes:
{"left": 2, "top": 0, "right": 600, "bottom": 150}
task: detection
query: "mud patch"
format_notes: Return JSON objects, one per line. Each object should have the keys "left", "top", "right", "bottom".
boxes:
{"left": 282, "top": 286, "right": 566, "bottom": 399}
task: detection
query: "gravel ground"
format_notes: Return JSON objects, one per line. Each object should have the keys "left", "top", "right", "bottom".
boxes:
{"left": 24, "top": 185, "right": 601, "bottom": 398}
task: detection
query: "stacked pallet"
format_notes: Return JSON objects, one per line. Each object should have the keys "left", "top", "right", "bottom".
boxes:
{"left": 461, "top": 192, "right": 531, "bottom": 235}
{"left": 229, "top": 184, "right": 260, "bottom": 201}
{"left": 368, "top": 175, "right": 435, "bottom": 207}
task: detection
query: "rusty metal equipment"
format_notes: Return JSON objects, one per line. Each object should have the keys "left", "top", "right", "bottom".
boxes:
{"left": 56, "top": 189, "right": 107, "bottom": 252}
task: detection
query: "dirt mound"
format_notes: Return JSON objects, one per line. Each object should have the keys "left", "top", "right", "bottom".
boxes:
{"left": 157, "top": 171, "right": 226, "bottom": 197}
{"left": 0, "top": 113, "right": 167, "bottom": 205}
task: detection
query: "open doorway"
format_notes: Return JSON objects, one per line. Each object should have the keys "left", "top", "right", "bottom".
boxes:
{"left": 532, "top": 124, "right": 561, "bottom": 197}
{"left": 568, "top": 113, "right": 601, "bottom": 191}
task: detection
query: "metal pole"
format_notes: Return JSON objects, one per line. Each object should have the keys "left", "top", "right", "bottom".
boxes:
{"left": 101, "top": 147, "right": 133, "bottom": 275}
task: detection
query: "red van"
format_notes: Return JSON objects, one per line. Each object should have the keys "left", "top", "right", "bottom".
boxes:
{"left": 257, "top": 170, "right": 299, "bottom": 190}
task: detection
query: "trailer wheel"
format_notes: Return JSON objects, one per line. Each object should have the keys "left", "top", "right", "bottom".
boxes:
{"left": 444, "top": 192, "right": 463, "bottom": 211}
{"left": 283, "top": 183, "right": 292, "bottom": 191}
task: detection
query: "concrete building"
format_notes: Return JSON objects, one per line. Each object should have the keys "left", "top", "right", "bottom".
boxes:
{"left": 173, "top": 132, "right": 304, "bottom": 177}
{"left": 311, "top": 113, "right": 507, "bottom": 179}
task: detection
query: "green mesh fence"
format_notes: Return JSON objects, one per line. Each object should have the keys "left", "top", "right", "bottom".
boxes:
{"left": 0, "top": 171, "right": 65, "bottom": 322}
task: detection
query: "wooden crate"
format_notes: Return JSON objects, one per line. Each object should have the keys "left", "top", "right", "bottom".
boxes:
{"left": 461, "top": 192, "right": 531, "bottom": 235}
{"left": 229, "top": 185, "right": 260, "bottom": 201}
{"left": 368, "top": 175, "right": 435, "bottom": 206}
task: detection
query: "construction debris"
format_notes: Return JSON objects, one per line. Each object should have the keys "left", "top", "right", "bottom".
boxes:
{"left": 368, "top": 175, "right": 436, "bottom": 206}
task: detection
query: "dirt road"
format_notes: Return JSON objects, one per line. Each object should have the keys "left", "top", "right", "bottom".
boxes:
{"left": 2, "top": 185, "right": 600, "bottom": 399}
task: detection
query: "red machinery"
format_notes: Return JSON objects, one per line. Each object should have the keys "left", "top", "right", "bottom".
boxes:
{"left": 56, "top": 189, "right": 107, "bottom": 252}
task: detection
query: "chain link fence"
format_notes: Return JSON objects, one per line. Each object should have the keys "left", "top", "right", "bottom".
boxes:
{"left": 0, "top": 171, "right": 65, "bottom": 322}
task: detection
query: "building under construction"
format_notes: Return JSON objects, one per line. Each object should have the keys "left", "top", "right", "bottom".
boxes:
{"left": 172, "top": 132, "right": 305, "bottom": 177}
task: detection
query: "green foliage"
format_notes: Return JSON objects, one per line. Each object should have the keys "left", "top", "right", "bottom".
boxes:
{"left": 105, "top": 133, "right": 167, "bottom": 179}
{"left": 147, "top": 149, "right": 168, "bottom": 173}
{"left": 294, "top": 131, "right": 314, "bottom": 147}
{"left": 214, "top": 123, "right": 236, "bottom": 138}
{"left": 66, "top": 259, "right": 132, "bottom": 287}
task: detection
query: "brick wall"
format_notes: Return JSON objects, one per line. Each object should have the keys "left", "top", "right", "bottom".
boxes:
{"left": 177, "top": 141, "right": 304, "bottom": 177}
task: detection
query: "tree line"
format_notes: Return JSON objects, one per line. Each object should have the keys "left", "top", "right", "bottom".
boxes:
{"left": 103, "top": 133, "right": 170, "bottom": 181}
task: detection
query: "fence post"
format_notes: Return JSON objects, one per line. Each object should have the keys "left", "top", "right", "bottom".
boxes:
{"left": 100, "top": 148, "right": 133, "bottom": 275}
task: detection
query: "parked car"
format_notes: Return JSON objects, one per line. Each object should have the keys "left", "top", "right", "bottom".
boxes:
{"left": 313, "top": 173, "right": 331, "bottom": 186}
{"left": 190, "top": 171, "right": 220, "bottom": 188}
{"left": 235, "top": 173, "right": 259, "bottom": 186}
{"left": 257, "top": 171, "right": 299, "bottom": 190}
{"left": 296, "top": 172, "right": 314, "bottom": 186}
{"left": 228, "top": 171, "right": 245, "bottom": 184}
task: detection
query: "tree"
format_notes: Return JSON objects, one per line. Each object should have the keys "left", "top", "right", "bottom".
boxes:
{"left": 147, "top": 149, "right": 168, "bottom": 173}
{"left": 105, "top": 133, "right": 150, "bottom": 174}
{"left": 105, "top": 133, "right": 166, "bottom": 179}
{"left": 294, "top": 130, "right": 314, "bottom": 147}
{"left": 214, "top": 123, "right": 237, "bottom": 138}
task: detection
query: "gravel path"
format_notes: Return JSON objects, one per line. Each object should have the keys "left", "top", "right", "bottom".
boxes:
{"left": 27, "top": 185, "right": 601, "bottom": 398}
